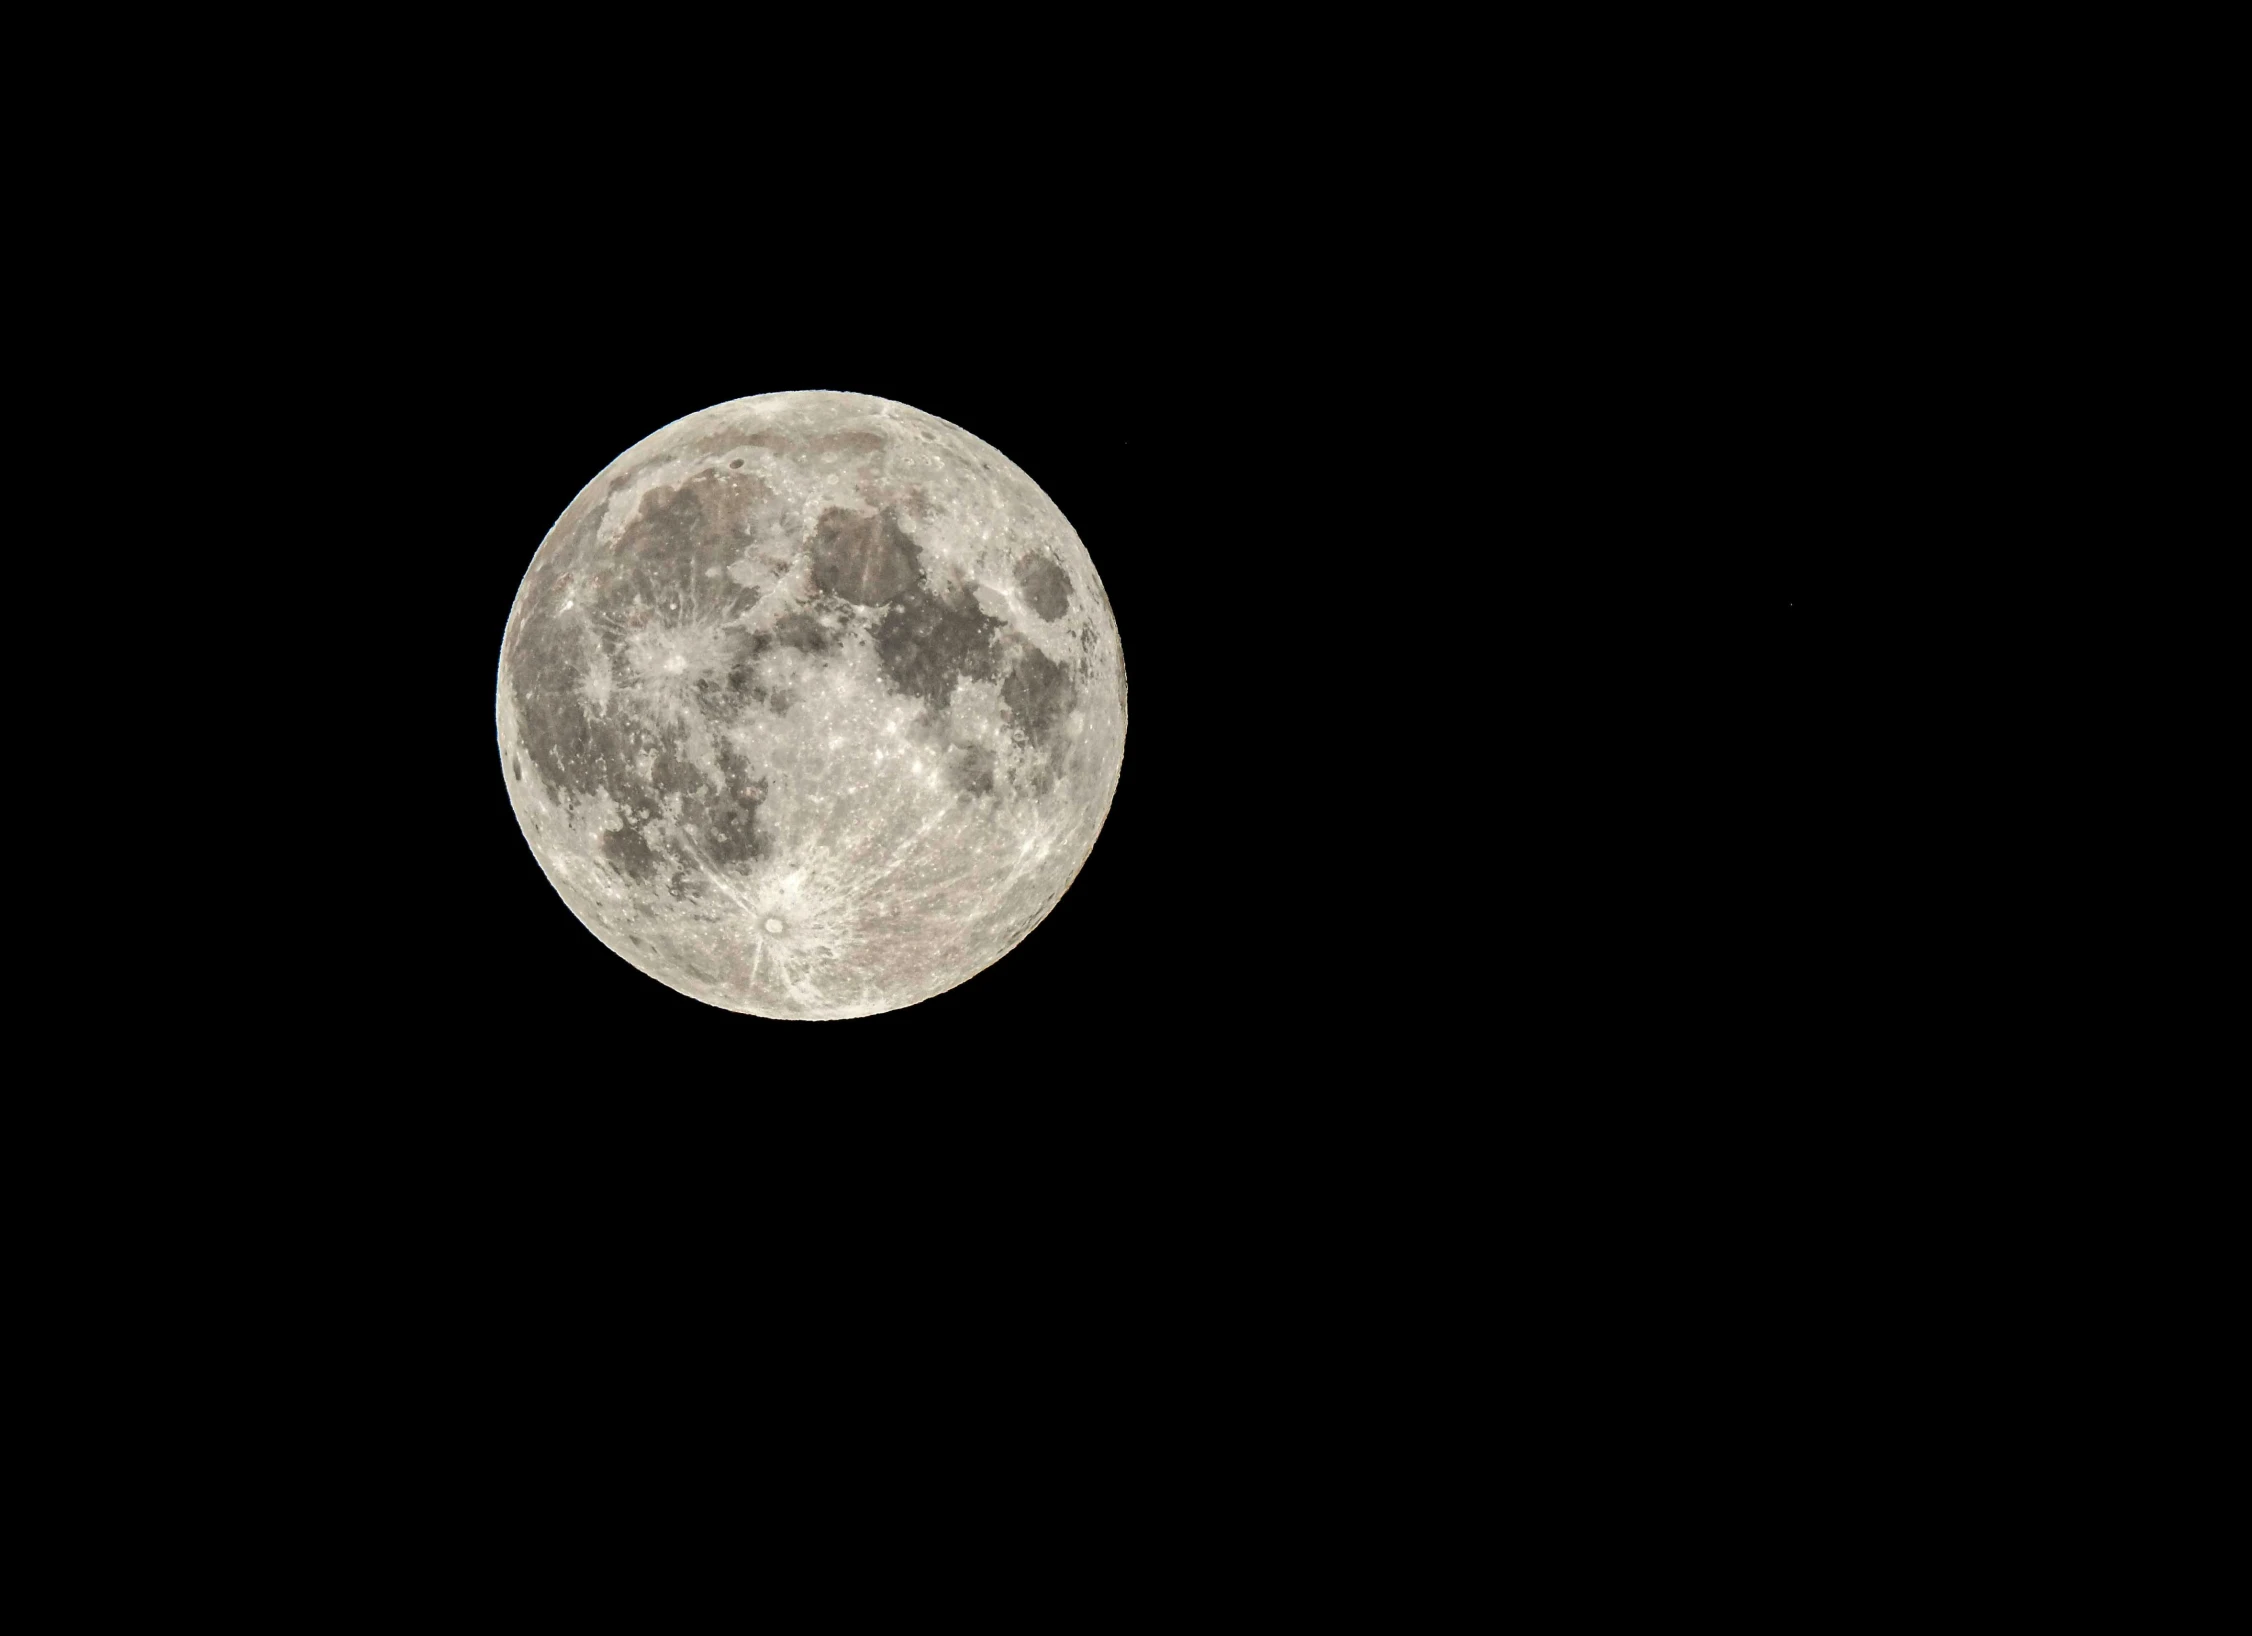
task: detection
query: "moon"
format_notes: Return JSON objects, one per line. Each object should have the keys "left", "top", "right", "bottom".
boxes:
{"left": 495, "top": 391, "right": 1127, "bottom": 1019}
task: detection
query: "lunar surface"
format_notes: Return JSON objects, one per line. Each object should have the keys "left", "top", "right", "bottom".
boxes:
{"left": 496, "top": 391, "right": 1127, "bottom": 1018}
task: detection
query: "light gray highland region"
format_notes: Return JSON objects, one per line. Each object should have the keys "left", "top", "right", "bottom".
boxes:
{"left": 495, "top": 391, "right": 1128, "bottom": 1019}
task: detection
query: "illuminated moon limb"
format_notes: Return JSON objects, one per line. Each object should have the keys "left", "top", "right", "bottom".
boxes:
{"left": 495, "top": 390, "right": 1127, "bottom": 1019}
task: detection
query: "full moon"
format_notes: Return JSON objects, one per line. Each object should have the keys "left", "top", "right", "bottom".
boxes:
{"left": 495, "top": 391, "right": 1127, "bottom": 1019}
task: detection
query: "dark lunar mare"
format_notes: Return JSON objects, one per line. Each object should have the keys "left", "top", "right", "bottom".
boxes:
{"left": 1014, "top": 551, "right": 1072, "bottom": 621}
{"left": 871, "top": 577, "right": 1005, "bottom": 714}
{"left": 951, "top": 742, "right": 998, "bottom": 801}
{"left": 771, "top": 609, "right": 836, "bottom": 654}
{"left": 507, "top": 467, "right": 776, "bottom": 878}
{"left": 809, "top": 507, "right": 920, "bottom": 606}
{"left": 1001, "top": 648, "right": 1075, "bottom": 745}
{"left": 999, "top": 646, "right": 1078, "bottom": 794}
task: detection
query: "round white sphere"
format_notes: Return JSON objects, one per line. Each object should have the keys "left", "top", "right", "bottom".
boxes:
{"left": 496, "top": 391, "right": 1127, "bottom": 1019}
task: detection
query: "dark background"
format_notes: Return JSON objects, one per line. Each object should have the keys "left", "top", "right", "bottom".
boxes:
{"left": 20, "top": 36, "right": 2068, "bottom": 1565}
{"left": 329, "top": 297, "right": 1826, "bottom": 1109}
{"left": 354, "top": 282, "right": 1378, "bottom": 1098}
{"left": 225, "top": 53, "right": 1849, "bottom": 1132}
{"left": 23, "top": 54, "right": 1923, "bottom": 1556}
